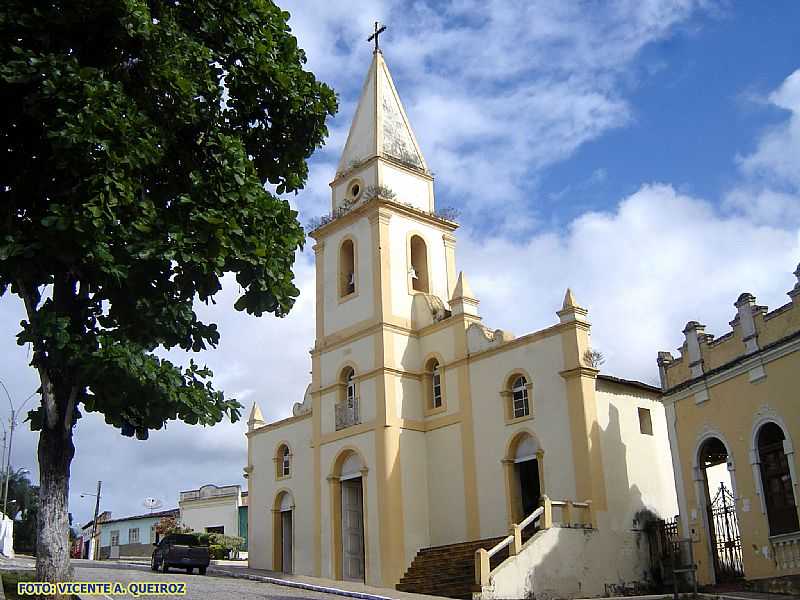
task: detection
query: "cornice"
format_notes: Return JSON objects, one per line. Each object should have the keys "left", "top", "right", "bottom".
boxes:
{"left": 559, "top": 366, "right": 600, "bottom": 380}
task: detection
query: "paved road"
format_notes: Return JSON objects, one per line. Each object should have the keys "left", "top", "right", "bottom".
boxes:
{"left": 2, "top": 558, "right": 351, "bottom": 600}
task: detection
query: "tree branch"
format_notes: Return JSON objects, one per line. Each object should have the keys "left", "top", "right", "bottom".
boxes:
{"left": 17, "top": 279, "right": 58, "bottom": 430}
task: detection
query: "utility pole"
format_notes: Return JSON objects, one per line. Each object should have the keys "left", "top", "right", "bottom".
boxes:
{"left": 0, "top": 382, "right": 37, "bottom": 517}
{"left": 89, "top": 481, "right": 102, "bottom": 560}
{"left": 2, "top": 413, "right": 15, "bottom": 517}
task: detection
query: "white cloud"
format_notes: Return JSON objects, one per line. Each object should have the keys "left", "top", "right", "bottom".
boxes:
{"left": 460, "top": 183, "right": 800, "bottom": 385}
{"left": 737, "top": 70, "right": 800, "bottom": 188}
{"left": 282, "top": 0, "right": 712, "bottom": 229}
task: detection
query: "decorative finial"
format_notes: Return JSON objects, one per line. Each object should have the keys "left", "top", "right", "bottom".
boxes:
{"left": 562, "top": 288, "right": 578, "bottom": 310}
{"left": 367, "top": 21, "right": 387, "bottom": 54}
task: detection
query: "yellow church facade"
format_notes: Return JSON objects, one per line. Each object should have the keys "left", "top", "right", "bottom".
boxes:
{"left": 246, "top": 49, "right": 678, "bottom": 599}
{"left": 658, "top": 267, "right": 800, "bottom": 588}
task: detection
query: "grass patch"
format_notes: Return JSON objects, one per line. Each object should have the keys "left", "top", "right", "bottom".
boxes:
{"left": 1, "top": 570, "right": 35, "bottom": 599}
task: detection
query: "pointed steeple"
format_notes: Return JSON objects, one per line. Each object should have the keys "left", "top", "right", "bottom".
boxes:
{"left": 337, "top": 51, "right": 428, "bottom": 175}
{"left": 450, "top": 271, "right": 479, "bottom": 317}
{"left": 452, "top": 272, "right": 475, "bottom": 300}
{"left": 562, "top": 288, "right": 578, "bottom": 310}
{"left": 557, "top": 288, "right": 588, "bottom": 324}
{"left": 247, "top": 402, "right": 265, "bottom": 432}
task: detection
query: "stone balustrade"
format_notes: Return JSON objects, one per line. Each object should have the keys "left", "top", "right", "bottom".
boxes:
{"left": 771, "top": 531, "right": 800, "bottom": 571}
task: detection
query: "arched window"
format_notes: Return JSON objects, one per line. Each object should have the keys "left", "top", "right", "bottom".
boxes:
{"left": 276, "top": 444, "right": 291, "bottom": 479}
{"left": 409, "top": 235, "right": 429, "bottom": 293}
{"left": 336, "top": 367, "right": 359, "bottom": 430}
{"left": 340, "top": 239, "right": 356, "bottom": 298}
{"left": 432, "top": 362, "right": 442, "bottom": 408}
{"left": 511, "top": 376, "right": 529, "bottom": 419}
{"left": 343, "top": 368, "right": 356, "bottom": 408}
{"left": 757, "top": 423, "right": 799, "bottom": 535}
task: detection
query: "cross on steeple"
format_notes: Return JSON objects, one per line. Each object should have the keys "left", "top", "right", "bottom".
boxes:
{"left": 367, "top": 21, "right": 387, "bottom": 54}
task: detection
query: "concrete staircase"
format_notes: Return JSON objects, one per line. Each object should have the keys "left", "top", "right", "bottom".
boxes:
{"left": 396, "top": 537, "right": 509, "bottom": 599}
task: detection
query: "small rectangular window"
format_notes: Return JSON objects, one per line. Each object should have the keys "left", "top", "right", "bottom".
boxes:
{"left": 206, "top": 526, "right": 224, "bottom": 534}
{"left": 110, "top": 530, "right": 119, "bottom": 546}
{"left": 638, "top": 407, "right": 653, "bottom": 435}
{"left": 150, "top": 524, "right": 157, "bottom": 544}
{"left": 129, "top": 528, "right": 139, "bottom": 544}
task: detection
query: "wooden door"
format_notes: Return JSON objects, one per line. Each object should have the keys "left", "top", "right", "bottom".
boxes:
{"left": 341, "top": 478, "right": 365, "bottom": 581}
{"left": 281, "top": 511, "right": 293, "bottom": 574}
{"left": 760, "top": 440, "right": 800, "bottom": 535}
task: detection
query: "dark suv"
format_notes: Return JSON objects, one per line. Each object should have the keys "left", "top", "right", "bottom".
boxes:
{"left": 151, "top": 534, "right": 210, "bottom": 575}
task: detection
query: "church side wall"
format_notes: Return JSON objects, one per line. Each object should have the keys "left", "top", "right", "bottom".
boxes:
{"left": 595, "top": 381, "right": 678, "bottom": 533}
{"left": 426, "top": 423, "right": 468, "bottom": 546}
{"left": 469, "top": 334, "right": 577, "bottom": 540}
{"left": 246, "top": 415, "right": 314, "bottom": 575}
{"left": 399, "top": 429, "right": 431, "bottom": 570}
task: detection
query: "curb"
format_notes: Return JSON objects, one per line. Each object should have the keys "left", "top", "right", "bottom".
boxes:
{"left": 212, "top": 568, "right": 396, "bottom": 600}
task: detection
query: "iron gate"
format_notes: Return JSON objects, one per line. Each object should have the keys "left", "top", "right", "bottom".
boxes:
{"left": 707, "top": 482, "right": 743, "bottom": 581}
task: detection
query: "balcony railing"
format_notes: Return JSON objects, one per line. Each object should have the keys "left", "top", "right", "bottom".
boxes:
{"left": 335, "top": 397, "right": 360, "bottom": 431}
{"left": 771, "top": 530, "right": 800, "bottom": 571}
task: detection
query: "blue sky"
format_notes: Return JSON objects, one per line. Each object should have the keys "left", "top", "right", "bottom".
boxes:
{"left": 1, "top": 0, "right": 799, "bottom": 525}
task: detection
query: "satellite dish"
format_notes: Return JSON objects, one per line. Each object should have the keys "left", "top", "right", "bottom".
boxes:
{"left": 143, "top": 497, "right": 163, "bottom": 513}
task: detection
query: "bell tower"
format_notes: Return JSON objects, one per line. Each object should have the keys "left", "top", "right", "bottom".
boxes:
{"left": 310, "top": 47, "right": 458, "bottom": 345}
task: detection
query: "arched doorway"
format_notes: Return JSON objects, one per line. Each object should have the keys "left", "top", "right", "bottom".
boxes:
{"left": 330, "top": 450, "right": 366, "bottom": 582}
{"left": 757, "top": 422, "right": 799, "bottom": 536}
{"left": 505, "top": 432, "right": 543, "bottom": 524}
{"left": 698, "top": 437, "right": 743, "bottom": 582}
{"left": 272, "top": 491, "right": 293, "bottom": 573}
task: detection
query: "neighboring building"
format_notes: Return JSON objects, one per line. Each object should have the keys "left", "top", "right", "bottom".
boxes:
{"left": 97, "top": 509, "right": 178, "bottom": 559}
{"left": 179, "top": 484, "right": 248, "bottom": 549}
{"left": 658, "top": 265, "right": 800, "bottom": 586}
{"left": 78, "top": 510, "right": 110, "bottom": 559}
{"left": 245, "top": 48, "right": 678, "bottom": 598}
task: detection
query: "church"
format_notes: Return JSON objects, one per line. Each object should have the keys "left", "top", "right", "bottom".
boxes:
{"left": 245, "top": 44, "right": 678, "bottom": 599}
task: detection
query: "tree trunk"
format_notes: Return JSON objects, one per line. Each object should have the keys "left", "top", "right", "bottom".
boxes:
{"left": 35, "top": 418, "right": 75, "bottom": 584}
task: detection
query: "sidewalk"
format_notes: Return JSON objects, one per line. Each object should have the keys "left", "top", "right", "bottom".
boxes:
{"left": 208, "top": 564, "right": 444, "bottom": 600}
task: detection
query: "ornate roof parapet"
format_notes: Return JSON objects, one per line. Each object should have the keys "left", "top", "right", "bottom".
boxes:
{"left": 734, "top": 292, "right": 760, "bottom": 354}
{"left": 659, "top": 262, "right": 800, "bottom": 392}
{"left": 789, "top": 262, "right": 800, "bottom": 302}
{"left": 656, "top": 351, "right": 674, "bottom": 390}
{"left": 292, "top": 384, "right": 313, "bottom": 417}
{"left": 682, "top": 321, "right": 707, "bottom": 379}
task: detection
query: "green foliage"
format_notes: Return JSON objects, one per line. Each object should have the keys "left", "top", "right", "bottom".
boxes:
{"left": 0, "top": 0, "right": 337, "bottom": 436}
{"left": 208, "top": 532, "right": 244, "bottom": 551}
{"left": 7, "top": 469, "right": 38, "bottom": 553}
{"left": 154, "top": 515, "right": 191, "bottom": 536}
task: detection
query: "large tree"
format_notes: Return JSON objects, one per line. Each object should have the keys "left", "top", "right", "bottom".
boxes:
{"left": 0, "top": 0, "right": 336, "bottom": 583}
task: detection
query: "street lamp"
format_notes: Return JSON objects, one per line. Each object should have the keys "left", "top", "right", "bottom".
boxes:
{"left": 0, "top": 380, "right": 38, "bottom": 517}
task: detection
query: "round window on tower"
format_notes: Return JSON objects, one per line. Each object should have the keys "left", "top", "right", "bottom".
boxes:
{"left": 348, "top": 179, "right": 363, "bottom": 201}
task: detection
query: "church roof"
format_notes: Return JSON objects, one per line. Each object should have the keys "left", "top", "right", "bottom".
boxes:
{"left": 336, "top": 51, "right": 428, "bottom": 175}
